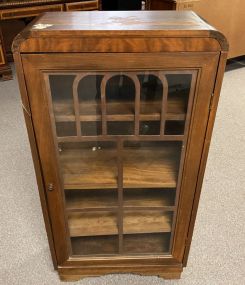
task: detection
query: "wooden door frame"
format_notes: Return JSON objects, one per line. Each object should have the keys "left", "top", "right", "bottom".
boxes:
{"left": 20, "top": 52, "right": 220, "bottom": 268}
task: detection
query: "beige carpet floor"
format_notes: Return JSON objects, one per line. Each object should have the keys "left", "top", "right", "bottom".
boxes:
{"left": 0, "top": 63, "right": 244, "bottom": 285}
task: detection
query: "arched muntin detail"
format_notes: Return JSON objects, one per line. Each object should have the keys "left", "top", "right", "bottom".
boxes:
{"left": 151, "top": 72, "right": 169, "bottom": 136}
{"left": 139, "top": 71, "right": 168, "bottom": 136}
{"left": 73, "top": 73, "right": 105, "bottom": 136}
{"left": 100, "top": 72, "right": 141, "bottom": 135}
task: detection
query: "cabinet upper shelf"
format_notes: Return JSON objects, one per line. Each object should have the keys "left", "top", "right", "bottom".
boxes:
{"left": 53, "top": 95, "right": 187, "bottom": 123}
{"left": 60, "top": 142, "right": 180, "bottom": 189}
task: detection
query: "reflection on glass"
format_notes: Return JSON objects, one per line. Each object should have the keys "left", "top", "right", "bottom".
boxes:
{"left": 140, "top": 121, "right": 160, "bottom": 135}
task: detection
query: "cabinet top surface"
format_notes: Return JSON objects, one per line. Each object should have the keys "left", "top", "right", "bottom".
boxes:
{"left": 27, "top": 11, "right": 213, "bottom": 35}
{"left": 13, "top": 11, "right": 228, "bottom": 52}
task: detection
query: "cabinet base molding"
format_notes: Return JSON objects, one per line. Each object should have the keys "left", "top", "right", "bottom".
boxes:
{"left": 58, "top": 266, "right": 182, "bottom": 281}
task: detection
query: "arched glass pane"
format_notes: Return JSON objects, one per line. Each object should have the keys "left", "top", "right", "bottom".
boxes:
{"left": 106, "top": 75, "right": 135, "bottom": 135}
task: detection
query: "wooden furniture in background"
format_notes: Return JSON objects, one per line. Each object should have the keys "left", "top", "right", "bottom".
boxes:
{"left": 148, "top": 0, "right": 244, "bottom": 58}
{"left": 0, "top": 0, "right": 99, "bottom": 79}
{"left": 13, "top": 11, "right": 227, "bottom": 281}
{"left": 193, "top": 0, "right": 245, "bottom": 58}
{"left": 148, "top": 0, "right": 200, "bottom": 11}
{"left": 0, "top": 26, "right": 11, "bottom": 79}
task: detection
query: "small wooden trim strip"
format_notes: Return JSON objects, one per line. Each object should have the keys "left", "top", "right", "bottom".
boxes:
{"left": 100, "top": 74, "right": 109, "bottom": 135}
{"left": 57, "top": 134, "right": 185, "bottom": 143}
{"left": 132, "top": 74, "right": 141, "bottom": 135}
{"left": 169, "top": 70, "right": 198, "bottom": 252}
{"left": 72, "top": 75, "right": 82, "bottom": 136}
{"left": 117, "top": 138, "right": 124, "bottom": 254}
{"left": 150, "top": 72, "right": 169, "bottom": 136}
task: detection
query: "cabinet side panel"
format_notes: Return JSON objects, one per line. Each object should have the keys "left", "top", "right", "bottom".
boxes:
{"left": 172, "top": 53, "right": 220, "bottom": 261}
{"left": 13, "top": 52, "right": 58, "bottom": 269}
{"left": 183, "top": 51, "right": 228, "bottom": 265}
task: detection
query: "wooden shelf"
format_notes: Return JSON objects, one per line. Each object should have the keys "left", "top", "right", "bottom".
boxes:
{"left": 124, "top": 189, "right": 175, "bottom": 207}
{"left": 124, "top": 211, "right": 172, "bottom": 234}
{"left": 123, "top": 143, "right": 180, "bottom": 188}
{"left": 68, "top": 211, "right": 117, "bottom": 237}
{"left": 60, "top": 148, "right": 117, "bottom": 189}
{"left": 123, "top": 233, "right": 170, "bottom": 254}
{"left": 65, "top": 189, "right": 118, "bottom": 211}
{"left": 71, "top": 233, "right": 170, "bottom": 255}
{"left": 65, "top": 188, "right": 175, "bottom": 211}
{"left": 53, "top": 95, "right": 186, "bottom": 122}
{"left": 71, "top": 235, "right": 118, "bottom": 255}
{"left": 60, "top": 143, "right": 180, "bottom": 189}
{"left": 68, "top": 211, "right": 172, "bottom": 237}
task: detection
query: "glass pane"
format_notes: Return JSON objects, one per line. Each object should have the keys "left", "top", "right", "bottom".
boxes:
{"left": 106, "top": 75, "right": 135, "bottom": 115}
{"left": 69, "top": 211, "right": 119, "bottom": 255}
{"left": 57, "top": 141, "right": 118, "bottom": 256}
{"left": 65, "top": 189, "right": 118, "bottom": 210}
{"left": 46, "top": 70, "right": 197, "bottom": 258}
{"left": 164, "top": 73, "right": 192, "bottom": 135}
{"left": 77, "top": 75, "right": 103, "bottom": 135}
{"left": 56, "top": 122, "right": 77, "bottom": 137}
{"left": 123, "top": 189, "right": 175, "bottom": 207}
{"left": 49, "top": 75, "right": 77, "bottom": 137}
{"left": 122, "top": 211, "right": 173, "bottom": 254}
{"left": 123, "top": 141, "right": 182, "bottom": 188}
{"left": 139, "top": 121, "right": 160, "bottom": 135}
{"left": 68, "top": 211, "right": 118, "bottom": 237}
{"left": 78, "top": 75, "right": 103, "bottom": 117}
{"left": 165, "top": 121, "right": 185, "bottom": 135}
{"left": 123, "top": 210, "right": 173, "bottom": 234}
{"left": 107, "top": 121, "right": 134, "bottom": 135}
{"left": 166, "top": 74, "right": 192, "bottom": 114}
{"left": 138, "top": 74, "right": 163, "bottom": 115}
{"left": 80, "top": 121, "right": 102, "bottom": 136}
{"left": 123, "top": 233, "right": 171, "bottom": 254}
{"left": 58, "top": 141, "right": 117, "bottom": 189}
{"left": 71, "top": 236, "right": 118, "bottom": 255}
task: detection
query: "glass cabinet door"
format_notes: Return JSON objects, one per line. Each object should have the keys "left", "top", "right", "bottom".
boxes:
{"left": 46, "top": 70, "right": 197, "bottom": 256}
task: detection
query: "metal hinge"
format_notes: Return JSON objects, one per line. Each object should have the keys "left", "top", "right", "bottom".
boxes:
{"left": 209, "top": 92, "right": 215, "bottom": 111}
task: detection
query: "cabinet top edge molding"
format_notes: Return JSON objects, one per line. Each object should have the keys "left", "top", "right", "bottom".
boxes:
{"left": 12, "top": 11, "right": 228, "bottom": 53}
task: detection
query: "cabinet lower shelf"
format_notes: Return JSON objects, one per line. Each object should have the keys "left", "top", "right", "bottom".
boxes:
{"left": 71, "top": 233, "right": 171, "bottom": 255}
{"left": 68, "top": 211, "right": 172, "bottom": 237}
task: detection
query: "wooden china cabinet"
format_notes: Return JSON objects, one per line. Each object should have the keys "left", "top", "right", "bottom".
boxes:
{"left": 13, "top": 11, "right": 228, "bottom": 281}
